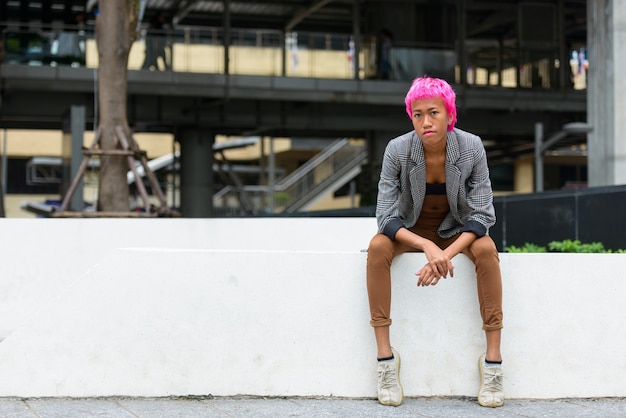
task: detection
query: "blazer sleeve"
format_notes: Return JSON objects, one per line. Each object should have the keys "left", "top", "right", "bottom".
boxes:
{"left": 461, "top": 140, "right": 496, "bottom": 236}
{"left": 375, "top": 139, "right": 406, "bottom": 240}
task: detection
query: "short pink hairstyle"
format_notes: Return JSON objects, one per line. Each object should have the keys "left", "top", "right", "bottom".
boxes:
{"left": 404, "top": 76, "right": 457, "bottom": 131}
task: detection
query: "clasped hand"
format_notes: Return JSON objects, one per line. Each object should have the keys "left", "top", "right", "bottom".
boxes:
{"left": 416, "top": 242, "right": 454, "bottom": 287}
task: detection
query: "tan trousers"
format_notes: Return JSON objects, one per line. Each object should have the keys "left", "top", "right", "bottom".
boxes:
{"left": 367, "top": 196, "right": 503, "bottom": 331}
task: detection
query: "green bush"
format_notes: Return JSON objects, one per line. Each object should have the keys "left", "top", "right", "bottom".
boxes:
{"left": 547, "top": 239, "right": 604, "bottom": 253}
{"left": 505, "top": 239, "right": 626, "bottom": 253}
{"left": 505, "top": 243, "right": 547, "bottom": 253}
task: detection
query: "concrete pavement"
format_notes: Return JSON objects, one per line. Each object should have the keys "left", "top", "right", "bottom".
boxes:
{"left": 1, "top": 396, "right": 625, "bottom": 417}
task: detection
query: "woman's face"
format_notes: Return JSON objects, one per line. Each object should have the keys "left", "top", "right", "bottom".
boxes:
{"left": 410, "top": 97, "right": 452, "bottom": 147}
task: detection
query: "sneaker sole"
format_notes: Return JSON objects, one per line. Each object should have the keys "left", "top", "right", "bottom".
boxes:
{"left": 477, "top": 354, "right": 504, "bottom": 408}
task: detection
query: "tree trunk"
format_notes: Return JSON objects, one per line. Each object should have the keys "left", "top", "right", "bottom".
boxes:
{"left": 95, "top": 0, "right": 139, "bottom": 212}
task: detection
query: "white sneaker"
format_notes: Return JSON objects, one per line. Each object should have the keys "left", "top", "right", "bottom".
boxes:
{"left": 478, "top": 353, "right": 504, "bottom": 407}
{"left": 377, "top": 347, "right": 404, "bottom": 406}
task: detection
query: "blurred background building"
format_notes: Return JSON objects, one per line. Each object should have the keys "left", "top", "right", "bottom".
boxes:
{"left": 0, "top": 0, "right": 615, "bottom": 219}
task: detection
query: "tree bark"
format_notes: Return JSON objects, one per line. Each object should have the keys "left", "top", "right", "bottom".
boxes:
{"left": 95, "top": 0, "right": 139, "bottom": 211}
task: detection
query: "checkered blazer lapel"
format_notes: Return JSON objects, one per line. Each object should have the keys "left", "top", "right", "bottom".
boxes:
{"left": 445, "top": 130, "right": 462, "bottom": 214}
{"left": 408, "top": 133, "right": 426, "bottom": 214}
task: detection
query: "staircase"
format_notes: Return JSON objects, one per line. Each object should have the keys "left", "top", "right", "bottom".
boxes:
{"left": 213, "top": 138, "right": 367, "bottom": 216}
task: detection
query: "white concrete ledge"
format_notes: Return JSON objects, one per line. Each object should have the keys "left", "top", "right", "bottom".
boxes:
{"left": 0, "top": 219, "right": 624, "bottom": 398}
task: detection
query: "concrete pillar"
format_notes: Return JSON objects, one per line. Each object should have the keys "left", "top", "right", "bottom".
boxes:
{"left": 61, "top": 106, "right": 85, "bottom": 211}
{"left": 587, "top": 0, "right": 626, "bottom": 186}
{"left": 371, "top": 130, "right": 400, "bottom": 166}
{"left": 178, "top": 129, "right": 214, "bottom": 217}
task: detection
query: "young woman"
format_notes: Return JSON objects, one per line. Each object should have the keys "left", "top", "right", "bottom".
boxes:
{"left": 366, "top": 76, "right": 504, "bottom": 408}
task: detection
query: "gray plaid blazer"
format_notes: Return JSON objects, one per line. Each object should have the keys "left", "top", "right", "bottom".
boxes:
{"left": 376, "top": 128, "right": 496, "bottom": 240}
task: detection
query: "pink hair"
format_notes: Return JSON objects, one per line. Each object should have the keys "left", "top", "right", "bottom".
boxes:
{"left": 404, "top": 76, "right": 457, "bottom": 131}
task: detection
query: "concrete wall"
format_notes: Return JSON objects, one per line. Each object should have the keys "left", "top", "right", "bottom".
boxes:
{"left": 0, "top": 218, "right": 624, "bottom": 398}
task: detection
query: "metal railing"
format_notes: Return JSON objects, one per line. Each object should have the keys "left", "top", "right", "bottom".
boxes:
{"left": 0, "top": 25, "right": 358, "bottom": 79}
{"left": 1, "top": 24, "right": 586, "bottom": 89}
{"left": 213, "top": 138, "right": 367, "bottom": 216}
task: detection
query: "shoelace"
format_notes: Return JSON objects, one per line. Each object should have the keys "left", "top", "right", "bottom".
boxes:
{"left": 378, "top": 364, "right": 398, "bottom": 390}
{"left": 482, "top": 367, "right": 504, "bottom": 392}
